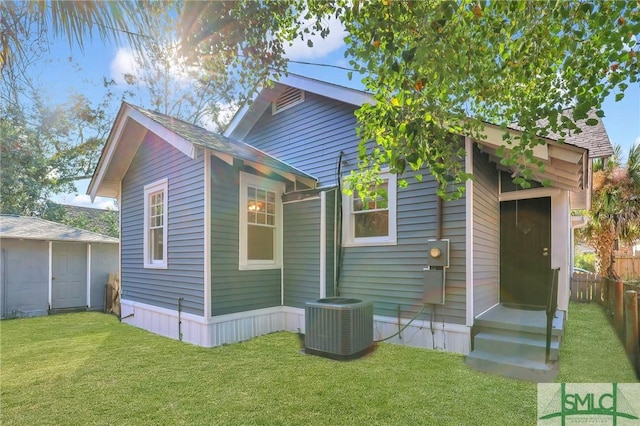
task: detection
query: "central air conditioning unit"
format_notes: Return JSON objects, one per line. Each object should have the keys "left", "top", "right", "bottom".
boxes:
{"left": 304, "top": 297, "right": 373, "bottom": 360}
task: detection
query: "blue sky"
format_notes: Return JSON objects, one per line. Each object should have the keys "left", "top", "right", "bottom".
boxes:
{"left": 40, "top": 28, "right": 639, "bottom": 209}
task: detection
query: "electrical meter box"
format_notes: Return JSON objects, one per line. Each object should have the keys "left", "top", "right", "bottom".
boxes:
{"left": 425, "top": 239, "right": 449, "bottom": 268}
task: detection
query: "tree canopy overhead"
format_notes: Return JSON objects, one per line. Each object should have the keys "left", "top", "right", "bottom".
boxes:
{"left": 1, "top": 0, "right": 157, "bottom": 74}
{"left": 180, "top": 0, "right": 639, "bottom": 198}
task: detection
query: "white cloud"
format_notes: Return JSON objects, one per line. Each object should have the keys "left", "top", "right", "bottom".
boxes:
{"left": 59, "top": 194, "right": 118, "bottom": 211}
{"left": 110, "top": 48, "right": 139, "bottom": 85}
{"left": 284, "top": 17, "right": 347, "bottom": 61}
{"left": 110, "top": 44, "right": 202, "bottom": 90}
{"left": 635, "top": 136, "right": 640, "bottom": 147}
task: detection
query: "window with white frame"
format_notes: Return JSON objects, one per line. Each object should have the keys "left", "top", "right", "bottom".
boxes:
{"left": 343, "top": 171, "right": 397, "bottom": 246}
{"left": 144, "top": 178, "right": 168, "bottom": 268}
{"left": 239, "top": 172, "right": 284, "bottom": 269}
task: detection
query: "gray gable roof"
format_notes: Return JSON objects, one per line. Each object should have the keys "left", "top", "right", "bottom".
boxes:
{"left": 0, "top": 215, "right": 119, "bottom": 243}
{"left": 548, "top": 109, "right": 614, "bottom": 158}
{"left": 509, "top": 108, "right": 614, "bottom": 159}
{"left": 127, "top": 104, "right": 315, "bottom": 180}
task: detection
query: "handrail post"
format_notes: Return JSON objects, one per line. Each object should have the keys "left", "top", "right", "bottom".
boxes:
{"left": 624, "top": 290, "right": 638, "bottom": 372}
{"left": 546, "top": 268, "right": 559, "bottom": 364}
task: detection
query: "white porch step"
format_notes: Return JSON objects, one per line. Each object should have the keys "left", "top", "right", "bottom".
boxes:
{"left": 473, "top": 330, "right": 560, "bottom": 363}
{"left": 465, "top": 349, "right": 558, "bottom": 382}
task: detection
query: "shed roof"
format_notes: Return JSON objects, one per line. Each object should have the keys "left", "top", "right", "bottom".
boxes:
{"left": 0, "top": 215, "right": 119, "bottom": 243}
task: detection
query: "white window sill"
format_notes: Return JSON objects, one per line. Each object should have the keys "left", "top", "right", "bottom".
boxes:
{"left": 144, "top": 263, "right": 168, "bottom": 270}
{"left": 342, "top": 239, "right": 397, "bottom": 248}
{"left": 239, "top": 264, "right": 282, "bottom": 271}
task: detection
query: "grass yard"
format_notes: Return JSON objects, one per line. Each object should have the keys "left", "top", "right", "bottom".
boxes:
{"left": 556, "top": 302, "right": 638, "bottom": 383}
{"left": 1, "top": 302, "right": 636, "bottom": 425}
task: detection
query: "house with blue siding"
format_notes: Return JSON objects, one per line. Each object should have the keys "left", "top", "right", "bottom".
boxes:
{"left": 88, "top": 73, "right": 612, "bottom": 381}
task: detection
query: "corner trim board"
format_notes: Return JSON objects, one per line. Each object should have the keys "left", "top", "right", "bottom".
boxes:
{"left": 319, "top": 191, "right": 327, "bottom": 299}
{"left": 86, "top": 244, "right": 91, "bottom": 308}
{"left": 204, "top": 153, "right": 212, "bottom": 318}
{"left": 465, "top": 136, "right": 474, "bottom": 326}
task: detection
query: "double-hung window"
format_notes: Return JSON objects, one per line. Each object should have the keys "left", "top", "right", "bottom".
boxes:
{"left": 343, "top": 171, "right": 397, "bottom": 246}
{"left": 144, "top": 178, "right": 168, "bottom": 268}
{"left": 239, "top": 172, "right": 284, "bottom": 269}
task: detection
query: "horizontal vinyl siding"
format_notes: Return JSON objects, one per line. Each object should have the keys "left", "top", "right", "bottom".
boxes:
{"left": 339, "top": 171, "right": 467, "bottom": 325}
{"left": 210, "top": 156, "right": 281, "bottom": 315}
{"left": 121, "top": 133, "right": 205, "bottom": 315}
{"left": 244, "top": 92, "right": 361, "bottom": 187}
{"left": 244, "top": 92, "right": 467, "bottom": 325}
{"left": 473, "top": 145, "right": 500, "bottom": 315}
{"left": 283, "top": 198, "right": 321, "bottom": 308}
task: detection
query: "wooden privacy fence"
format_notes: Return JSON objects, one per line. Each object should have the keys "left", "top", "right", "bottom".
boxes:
{"left": 614, "top": 256, "right": 640, "bottom": 281}
{"left": 603, "top": 278, "right": 639, "bottom": 378}
{"left": 570, "top": 272, "right": 602, "bottom": 303}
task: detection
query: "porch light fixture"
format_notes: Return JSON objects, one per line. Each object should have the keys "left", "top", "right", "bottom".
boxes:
{"left": 248, "top": 201, "right": 263, "bottom": 212}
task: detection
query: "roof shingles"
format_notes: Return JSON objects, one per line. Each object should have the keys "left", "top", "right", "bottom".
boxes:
{"left": 129, "top": 104, "right": 316, "bottom": 180}
{"left": 0, "top": 215, "right": 119, "bottom": 243}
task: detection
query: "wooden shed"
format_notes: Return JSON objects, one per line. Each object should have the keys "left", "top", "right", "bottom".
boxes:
{"left": 0, "top": 215, "right": 119, "bottom": 318}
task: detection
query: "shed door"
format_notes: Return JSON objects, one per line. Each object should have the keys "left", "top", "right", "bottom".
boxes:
{"left": 500, "top": 197, "right": 551, "bottom": 308}
{"left": 51, "top": 242, "right": 87, "bottom": 309}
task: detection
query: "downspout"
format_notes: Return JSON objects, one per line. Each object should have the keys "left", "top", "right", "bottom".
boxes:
{"left": 436, "top": 196, "right": 443, "bottom": 241}
{"left": 335, "top": 151, "right": 345, "bottom": 296}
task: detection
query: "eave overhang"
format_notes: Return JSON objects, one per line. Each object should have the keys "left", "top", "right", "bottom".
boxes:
{"left": 476, "top": 122, "right": 588, "bottom": 192}
{"left": 88, "top": 103, "right": 317, "bottom": 201}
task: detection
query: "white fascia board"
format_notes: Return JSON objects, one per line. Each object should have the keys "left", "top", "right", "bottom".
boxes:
{"left": 224, "top": 102, "right": 252, "bottom": 138}
{"left": 275, "top": 74, "right": 373, "bottom": 106}
{"left": 479, "top": 123, "right": 549, "bottom": 161}
{"left": 89, "top": 104, "right": 195, "bottom": 201}
{"left": 88, "top": 104, "right": 131, "bottom": 201}
{"left": 126, "top": 108, "right": 195, "bottom": 159}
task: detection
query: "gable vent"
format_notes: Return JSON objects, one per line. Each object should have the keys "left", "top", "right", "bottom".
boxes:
{"left": 272, "top": 87, "right": 305, "bottom": 114}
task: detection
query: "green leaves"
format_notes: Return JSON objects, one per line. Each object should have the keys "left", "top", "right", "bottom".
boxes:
{"left": 178, "top": 0, "right": 640, "bottom": 197}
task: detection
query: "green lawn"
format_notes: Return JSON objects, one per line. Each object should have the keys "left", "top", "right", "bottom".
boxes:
{"left": 1, "top": 302, "right": 636, "bottom": 425}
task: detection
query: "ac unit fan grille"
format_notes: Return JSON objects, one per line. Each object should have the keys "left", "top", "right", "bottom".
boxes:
{"left": 304, "top": 298, "right": 373, "bottom": 360}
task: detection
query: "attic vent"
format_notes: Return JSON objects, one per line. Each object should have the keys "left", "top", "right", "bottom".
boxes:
{"left": 272, "top": 87, "right": 304, "bottom": 114}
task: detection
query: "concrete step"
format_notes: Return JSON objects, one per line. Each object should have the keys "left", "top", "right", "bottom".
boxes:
{"left": 48, "top": 306, "right": 87, "bottom": 315}
{"left": 475, "top": 311, "right": 565, "bottom": 337}
{"left": 474, "top": 330, "right": 560, "bottom": 362}
{"left": 465, "top": 349, "right": 558, "bottom": 382}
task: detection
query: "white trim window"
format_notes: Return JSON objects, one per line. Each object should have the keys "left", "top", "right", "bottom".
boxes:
{"left": 143, "top": 178, "right": 168, "bottom": 269}
{"left": 239, "top": 172, "right": 285, "bottom": 270}
{"left": 343, "top": 171, "right": 397, "bottom": 247}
